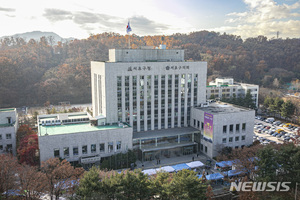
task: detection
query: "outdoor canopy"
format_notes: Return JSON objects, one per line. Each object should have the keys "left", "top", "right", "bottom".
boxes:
{"left": 198, "top": 173, "right": 224, "bottom": 180}
{"left": 142, "top": 168, "right": 157, "bottom": 176}
{"left": 224, "top": 169, "right": 244, "bottom": 177}
{"left": 171, "top": 163, "right": 191, "bottom": 171}
{"left": 156, "top": 166, "right": 176, "bottom": 173}
{"left": 186, "top": 161, "right": 205, "bottom": 168}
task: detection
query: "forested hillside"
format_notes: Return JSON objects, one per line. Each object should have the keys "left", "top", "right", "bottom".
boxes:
{"left": 0, "top": 31, "right": 299, "bottom": 108}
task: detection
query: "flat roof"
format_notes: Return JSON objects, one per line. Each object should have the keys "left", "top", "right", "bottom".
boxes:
{"left": 133, "top": 127, "right": 199, "bottom": 139}
{"left": 39, "top": 123, "right": 130, "bottom": 136}
{"left": 194, "top": 102, "right": 252, "bottom": 114}
{"left": 0, "top": 108, "right": 15, "bottom": 112}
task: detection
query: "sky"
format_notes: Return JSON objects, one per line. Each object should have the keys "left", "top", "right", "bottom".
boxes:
{"left": 1, "top": 0, "right": 300, "bottom": 40}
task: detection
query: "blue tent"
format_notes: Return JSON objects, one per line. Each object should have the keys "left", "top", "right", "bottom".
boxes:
{"left": 197, "top": 173, "right": 224, "bottom": 180}
{"left": 224, "top": 169, "right": 244, "bottom": 177}
{"left": 206, "top": 173, "right": 224, "bottom": 180}
{"left": 215, "top": 160, "right": 235, "bottom": 168}
{"left": 171, "top": 163, "right": 191, "bottom": 171}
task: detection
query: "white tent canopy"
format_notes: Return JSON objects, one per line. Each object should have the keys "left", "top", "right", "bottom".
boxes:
{"left": 142, "top": 168, "right": 157, "bottom": 176}
{"left": 186, "top": 161, "right": 205, "bottom": 168}
{"left": 156, "top": 166, "right": 176, "bottom": 173}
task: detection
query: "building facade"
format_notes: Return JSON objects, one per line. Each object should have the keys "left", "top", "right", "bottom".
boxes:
{"left": 38, "top": 112, "right": 133, "bottom": 166}
{"left": 91, "top": 48, "right": 207, "bottom": 133}
{"left": 206, "top": 78, "right": 259, "bottom": 107}
{"left": 190, "top": 102, "right": 254, "bottom": 158}
{"left": 0, "top": 108, "right": 18, "bottom": 156}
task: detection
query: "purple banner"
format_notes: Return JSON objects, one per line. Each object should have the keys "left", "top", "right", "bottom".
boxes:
{"left": 204, "top": 112, "right": 213, "bottom": 143}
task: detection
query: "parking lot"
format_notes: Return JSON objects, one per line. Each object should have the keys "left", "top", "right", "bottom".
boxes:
{"left": 253, "top": 116, "right": 300, "bottom": 145}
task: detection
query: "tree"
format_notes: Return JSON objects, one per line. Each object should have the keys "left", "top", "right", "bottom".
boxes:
{"left": 18, "top": 164, "right": 47, "bottom": 200}
{"left": 0, "top": 154, "right": 19, "bottom": 199}
{"left": 150, "top": 171, "right": 172, "bottom": 199}
{"left": 41, "top": 158, "right": 84, "bottom": 200}
{"left": 256, "top": 145, "right": 278, "bottom": 182}
{"left": 243, "top": 89, "right": 256, "bottom": 109}
{"left": 281, "top": 100, "right": 295, "bottom": 119}
{"left": 16, "top": 124, "right": 36, "bottom": 150}
{"left": 17, "top": 134, "right": 39, "bottom": 166}
{"left": 169, "top": 169, "right": 207, "bottom": 200}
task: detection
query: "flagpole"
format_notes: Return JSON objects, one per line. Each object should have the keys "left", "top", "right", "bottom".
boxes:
{"left": 128, "top": 33, "right": 131, "bottom": 49}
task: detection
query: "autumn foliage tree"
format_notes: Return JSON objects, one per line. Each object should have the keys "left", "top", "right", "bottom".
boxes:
{"left": 17, "top": 134, "right": 39, "bottom": 166}
{"left": 41, "top": 158, "right": 85, "bottom": 200}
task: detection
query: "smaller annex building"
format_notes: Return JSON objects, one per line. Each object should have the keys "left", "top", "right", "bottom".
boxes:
{"left": 190, "top": 102, "right": 254, "bottom": 158}
{"left": 38, "top": 112, "right": 133, "bottom": 168}
{"left": 0, "top": 108, "right": 18, "bottom": 156}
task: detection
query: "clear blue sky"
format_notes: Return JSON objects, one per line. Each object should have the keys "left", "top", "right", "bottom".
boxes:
{"left": 1, "top": 0, "right": 299, "bottom": 39}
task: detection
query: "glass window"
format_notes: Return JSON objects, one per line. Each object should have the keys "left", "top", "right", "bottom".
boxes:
{"left": 242, "top": 123, "right": 246, "bottom": 130}
{"left": 108, "top": 142, "right": 113, "bottom": 153}
{"left": 7, "top": 144, "right": 12, "bottom": 151}
{"left": 82, "top": 145, "right": 87, "bottom": 154}
{"left": 235, "top": 136, "right": 239, "bottom": 141}
{"left": 64, "top": 147, "right": 69, "bottom": 157}
{"left": 91, "top": 144, "right": 96, "bottom": 153}
{"left": 0, "top": 145, "right": 2, "bottom": 150}
{"left": 223, "top": 125, "right": 227, "bottom": 133}
{"left": 229, "top": 137, "right": 233, "bottom": 142}
{"left": 229, "top": 124, "right": 233, "bottom": 132}
{"left": 0, "top": 134, "right": 2, "bottom": 140}
{"left": 222, "top": 138, "right": 226, "bottom": 143}
{"left": 73, "top": 147, "right": 78, "bottom": 156}
{"left": 236, "top": 124, "right": 240, "bottom": 132}
{"left": 117, "top": 141, "right": 121, "bottom": 151}
{"left": 100, "top": 143, "right": 105, "bottom": 152}
{"left": 205, "top": 146, "right": 207, "bottom": 153}
{"left": 242, "top": 136, "right": 246, "bottom": 140}
{"left": 54, "top": 148, "right": 60, "bottom": 157}
{"left": 6, "top": 134, "right": 11, "bottom": 140}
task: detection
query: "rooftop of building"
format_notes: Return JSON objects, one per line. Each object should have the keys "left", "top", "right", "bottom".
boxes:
{"left": 194, "top": 102, "right": 252, "bottom": 114}
{"left": 0, "top": 108, "right": 16, "bottom": 112}
{"left": 133, "top": 126, "right": 199, "bottom": 139}
{"left": 39, "top": 122, "right": 131, "bottom": 137}
{"left": 108, "top": 48, "right": 185, "bottom": 62}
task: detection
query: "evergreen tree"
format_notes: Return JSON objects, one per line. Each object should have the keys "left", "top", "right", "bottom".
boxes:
{"left": 281, "top": 100, "right": 295, "bottom": 118}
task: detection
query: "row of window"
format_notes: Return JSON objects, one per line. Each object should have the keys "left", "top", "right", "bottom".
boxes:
{"left": 223, "top": 123, "right": 246, "bottom": 133}
{"left": 0, "top": 144, "right": 12, "bottom": 151}
{"left": 222, "top": 136, "right": 246, "bottom": 143}
{"left": 53, "top": 142, "right": 122, "bottom": 158}
{"left": 0, "top": 133, "right": 12, "bottom": 140}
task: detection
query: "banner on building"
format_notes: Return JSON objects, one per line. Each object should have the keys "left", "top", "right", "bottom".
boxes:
{"left": 204, "top": 112, "right": 213, "bottom": 143}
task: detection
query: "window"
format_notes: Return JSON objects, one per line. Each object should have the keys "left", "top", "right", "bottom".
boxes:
{"left": 229, "top": 137, "right": 233, "bottom": 142}
{"left": 229, "top": 124, "right": 233, "bottom": 132}
{"left": 0, "top": 145, "right": 3, "bottom": 150}
{"left": 108, "top": 142, "right": 113, "bottom": 153}
{"left": 64, "top": 147, "right": 69, "bottom": 157}
{"left": 205, "top": 146, "right": 207, "bottom": 153}
{"left": 54, "top": 148, "right": 60, "bottom": 157}
{"left": 236, "top": 124, "right": 240, "bottom": 132}
{"left": 0, "top": 134, "right": 2, "bottom": 140}
{"left": 7, "top": 144, "right": 12, "bottom": 151}
{"left": 201, "top": 122, "right": 204, "bottom": 130}
{"left": 82, "top": 145, "right": 87, "bottom": 154}
{"left": 242, "top": 136, "right": 246, "bottom": 141}
{"left": 100, "top": 143, "right": 105, "bottom": 152}
{"left": 73, "top": 147, "right": 78, "bottom": 156}
{"left": 91, "top": 144, "right": 96, "bottom": 153}
{"left": 222, "top": 138, "right": 227, "bottom": 143}
{"left": 194, "top": 119, "right": 196, "bottom": 127}
{"left": 235, "top": 136, "right": 239, "bottom": 141}
{"left": 117, "top": 141, "right": 121, "bottom": 151}
{"left": 6, "top": 134, "right": 11, "bottom": 140}
{"left": 223, "top": 125, "right": 227, "bottom": 133}
{"left": 200, "top": 144, "right": 203, "bottom": 151}
{"left": 235, "top": 146, "right": 239, "bottom": 149}
{"left": 242, "top": 123, "right": 246, "bottom": 131}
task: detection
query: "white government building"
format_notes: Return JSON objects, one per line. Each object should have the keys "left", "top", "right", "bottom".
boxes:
{"left": 206, "top": 77, "right": 259, "bottom": 107}
{"left": 0, "top": 108, "right": 18, "bottom": 156}
{"left": 38, "top": 47, "right": 255, "bottom": 165}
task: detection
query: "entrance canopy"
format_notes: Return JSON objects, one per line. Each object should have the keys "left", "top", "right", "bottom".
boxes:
{"left": 171, "top": 163, "right": 191, "bottom": 171}
{"left": 156, "top": 166, "right": 176, "bottom": 173}
{"left": 186, "top": 161, "right": 205, "bottom": 168}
